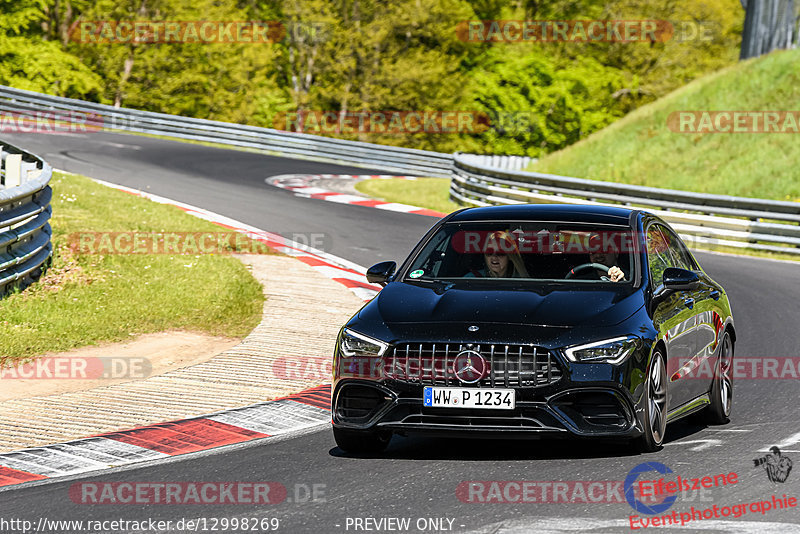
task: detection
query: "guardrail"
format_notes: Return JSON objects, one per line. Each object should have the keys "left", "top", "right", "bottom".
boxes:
{"left": 0, "top": 140, "right": 53, "bottom": 296}
{"left": 451, "top": 154, "right": 800, "bottom": 255}
{"left": 0, "top": 85, "right": 540, "bottom": 176}
{"left": 0, "top": 85, "right": 454, "bottom": 178}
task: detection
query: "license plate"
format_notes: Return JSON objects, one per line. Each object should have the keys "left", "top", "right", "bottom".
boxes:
{"left": 423, "top": 387, "right": 515, "bottom": 410}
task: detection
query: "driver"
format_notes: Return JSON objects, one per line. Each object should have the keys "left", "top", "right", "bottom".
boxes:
{"left": 466, "top": 230, "right": 529, "bottom": 278}
{"left": 587, "top": 233, "right": 627, "bottom": 282}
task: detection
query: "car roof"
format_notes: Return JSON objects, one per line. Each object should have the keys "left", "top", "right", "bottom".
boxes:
{"left": 448, "top": 204, "right": 638, "bottom": 225}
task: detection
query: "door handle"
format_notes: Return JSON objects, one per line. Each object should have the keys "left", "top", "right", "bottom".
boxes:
{"left": 710, "top": 290, "right": 720, "bottom": 301}
{"left": 684, "top": 298, "right": 695, "bottom": 309}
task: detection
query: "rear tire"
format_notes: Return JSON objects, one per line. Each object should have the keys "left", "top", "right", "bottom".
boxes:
{"left": 703, "top": 332, "right": 733, "bottom": 425}
{"left": 634, "top": 349, "right": 668, "bottom": 453}
{"left": 333, "top": 426, "right": 391, "bottom": 453}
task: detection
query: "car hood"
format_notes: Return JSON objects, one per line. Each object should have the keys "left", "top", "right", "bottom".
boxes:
{"left": 359, "top": 281, "right": 644, "bottom": 329}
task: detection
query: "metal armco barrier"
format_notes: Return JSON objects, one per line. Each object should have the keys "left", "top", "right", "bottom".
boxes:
{"left": 0, "top": 140, "right": 53, "bottom": 296}
{"left": 0, "top": 85, "right": 538, "bottom": 176}
{"left": 451, "top": 154, "right": 800, "bottom": 255}
{"left": 0, "top": 85, "right": 454, "bottom": 178}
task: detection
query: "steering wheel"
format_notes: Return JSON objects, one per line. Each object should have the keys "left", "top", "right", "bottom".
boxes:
{"left": 565, "top": 262, "right": 611, "bottom": 280}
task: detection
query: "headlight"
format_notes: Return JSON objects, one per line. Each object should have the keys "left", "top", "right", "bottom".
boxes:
{"left": 339, "top": 328, "right": 389, "bottom": 358}
{"left": 564, "top": 336, "right": 639, "bottom": 364}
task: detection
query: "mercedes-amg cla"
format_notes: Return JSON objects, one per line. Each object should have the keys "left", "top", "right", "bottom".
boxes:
{"left": 331, "top": 205, "right": 735, "bottom": 454}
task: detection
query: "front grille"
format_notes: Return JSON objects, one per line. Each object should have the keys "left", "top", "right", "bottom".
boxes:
{"left": 386, "top": 343, "right": 562, "bottom": 388}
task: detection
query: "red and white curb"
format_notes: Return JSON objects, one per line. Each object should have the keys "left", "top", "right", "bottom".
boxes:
{"left": 89, "top": 176, "right": 382, "bottom": 302}
{"left": 267, "top": 174, "right": 447, "bottom": 218}
{"left": 0, "top": 175, "right": 377, "bottom": 489}
{"left": 0, "top": 386, "right": 331, "bottom": 489}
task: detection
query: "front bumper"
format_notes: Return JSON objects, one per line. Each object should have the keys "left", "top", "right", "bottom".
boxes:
{"left": 332, "top": 380, "right": 643, "bottom": 439}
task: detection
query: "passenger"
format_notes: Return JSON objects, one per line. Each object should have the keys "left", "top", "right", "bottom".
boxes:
{"left": 588, "top": 233, "right": 627, "bottom": 282}
{"left": 466, "top": 231, "right": 529, "bottom": 278}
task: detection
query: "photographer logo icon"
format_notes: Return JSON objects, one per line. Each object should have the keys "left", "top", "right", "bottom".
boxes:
{"left": 754, "top": 446, "right": 793, "bottom": 483}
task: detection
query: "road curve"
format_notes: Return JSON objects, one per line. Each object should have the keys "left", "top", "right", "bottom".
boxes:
{"left": 2, "top": 131, "right": 799, "bottom": 533}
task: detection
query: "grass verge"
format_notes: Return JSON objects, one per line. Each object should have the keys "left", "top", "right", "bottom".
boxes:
{"left": 528, "top": 48, "right": 800, "bottom": 201}
{"left": 354, "top": 177, "right": 461, "bottom": 215}
{"left": 0, "top": 171, "right": 267, "bottom": 363}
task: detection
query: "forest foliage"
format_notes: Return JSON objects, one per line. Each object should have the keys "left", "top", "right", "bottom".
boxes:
{"left": 1, "top": 0, "right": 743, "bottom": 156}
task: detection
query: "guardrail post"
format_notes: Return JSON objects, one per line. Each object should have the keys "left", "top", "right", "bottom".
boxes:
{"left": 5, "top": 153, "right": 22, "bottom": 187}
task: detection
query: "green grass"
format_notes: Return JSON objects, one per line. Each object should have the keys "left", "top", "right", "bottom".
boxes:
{"left": 0, "top": 171, "right": 266, "bottom": 362}
{"left": 528, "top": 48, "right": 800, "bottom": 201}
{"left": 354, "top": 177, "right": 461, "bottom": 214}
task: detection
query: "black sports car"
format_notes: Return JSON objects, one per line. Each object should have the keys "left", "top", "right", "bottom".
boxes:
{"left": 331, "top": 205, "right": 735, "bottom": 453}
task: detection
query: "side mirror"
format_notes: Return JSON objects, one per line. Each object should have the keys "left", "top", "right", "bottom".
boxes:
{"left": 663, "top": 267, "right": 699, "bottom": 291}
{"left": 366, "top": 261, "right": 396, "bottom": 286}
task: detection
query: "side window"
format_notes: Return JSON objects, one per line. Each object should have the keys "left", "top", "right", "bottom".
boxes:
{"left": 646, "top": 225, "right": 673, "bottom": 288}
{"left": 661, "top": 227, "right": 697, "bottom": 271}
{"left": 647, "top": 224, "right": 697, "bottom": 288}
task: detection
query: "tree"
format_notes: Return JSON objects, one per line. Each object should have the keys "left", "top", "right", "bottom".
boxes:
{"left": 0, "top": 0, "right": 101, "bottom": 97}
{"left": 69, "top": 0, "right": 287, "bottom": 120}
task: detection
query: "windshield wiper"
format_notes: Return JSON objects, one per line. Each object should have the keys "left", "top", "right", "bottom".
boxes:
{"left": 405, "top": 278, "right": 454, "bottom": 294}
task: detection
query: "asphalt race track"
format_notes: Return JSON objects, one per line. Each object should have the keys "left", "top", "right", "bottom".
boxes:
{"left": 2, "top": 131, "right": 800, "bottom": 533}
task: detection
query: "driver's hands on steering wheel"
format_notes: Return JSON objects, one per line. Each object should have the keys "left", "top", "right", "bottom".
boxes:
{"left": 608, "top": 266, "right": 624, "bottom": 282}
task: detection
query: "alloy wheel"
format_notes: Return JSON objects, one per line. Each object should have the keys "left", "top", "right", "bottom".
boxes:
{"left": 648, "top": 352, "right": 668, "bottom": 445}
{"left": 718, "top": 334, "right": 733, "bottom": 416}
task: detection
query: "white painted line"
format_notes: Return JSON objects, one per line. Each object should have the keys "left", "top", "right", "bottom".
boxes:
{"left": 759, "top": 431, "right": 800, "bottom": 452}
{"left": 373, "top": 202, "right": 423, "bottom": 213}
{"left": 664, "top": 439, "right": 723, "bottom": 451}
{"left": 291, "top": 187, "right": 332, "bottom": 196}
{"left": 322, "top": 194, "right": 372, "bottom": 204}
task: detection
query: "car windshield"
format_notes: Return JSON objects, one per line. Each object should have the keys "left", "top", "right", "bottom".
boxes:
{"left": 405, "top": 221, "right": 637, "bottom": 284}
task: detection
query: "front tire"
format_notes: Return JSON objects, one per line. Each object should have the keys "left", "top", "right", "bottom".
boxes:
{"left": 703, "top": 332, "right": 733, "bottom": 425}
{"left": 635, "top": 349, "right": 668, "bottom": 453}
{"left": 333, "top": 426, "right": 391, "bottom": 453}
